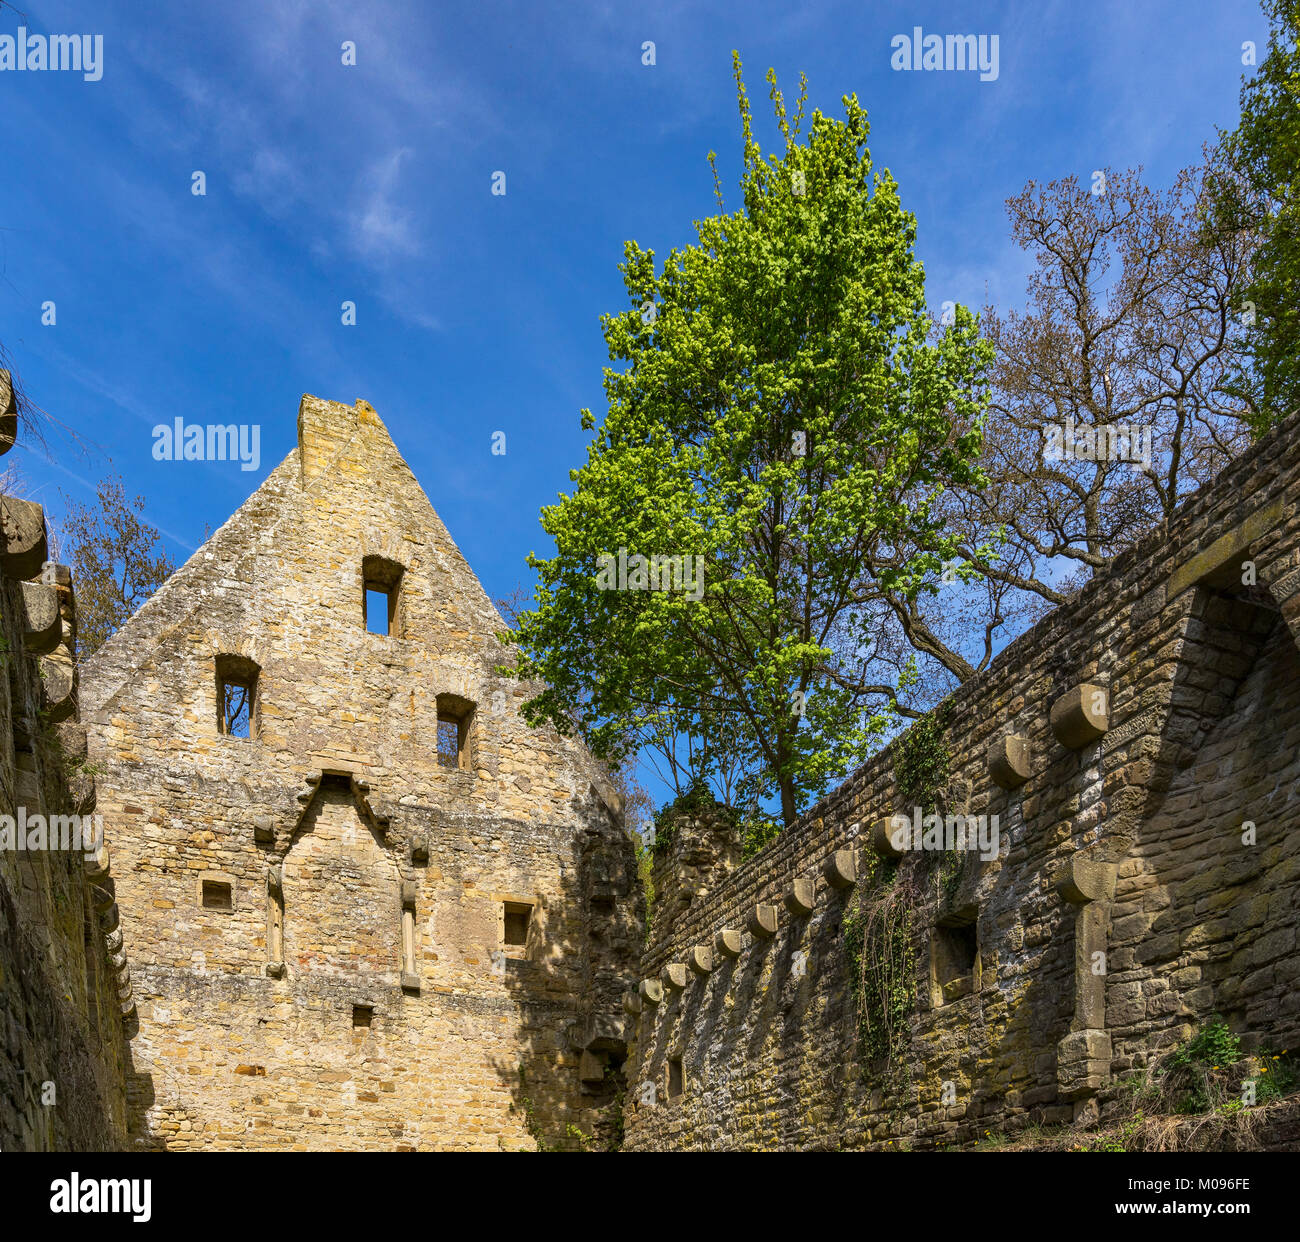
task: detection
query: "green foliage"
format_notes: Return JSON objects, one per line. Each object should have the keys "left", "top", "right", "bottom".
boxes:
{"left": 1076, "top": 1114, "right": 1145, "bottom": 1153}
{"left": 1255, "top": 1047, "right": 1299, "bottom": 1103}
{"left": 511, "top": 56, "right": 992, "bottom": 829}
{"left": 631, "top": 827, "right": 654, "bottom": 944}
{"left": 1219, "top": 0, "right": 1300, "bottom": 431}
{"left": 842, "top": 854, "right": 919, "bottom": 1068}
{"left": 1167, "top": 1017, "right": 1242, "bottom": 1073}
{"left": 893, "top": 703, "right": 952, "bottom": 814}
{"left": 740, "top": 813, "right": 780, "bottom": 859}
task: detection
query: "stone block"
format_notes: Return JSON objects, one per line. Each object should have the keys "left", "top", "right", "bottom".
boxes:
{"left": 660, "top": 962, "right": 688, "bottom": 991}
{"left": 713, "top": 928, "right": 742, "bottom": 959}
{"left": 639, "top": 978, "right": 664, "bottom": 1006}
{"left": 253, "top": 816, "right": 274, "bottom": 844}
{"left": 83, "top": 841, "right": 110, "bottom": 883}
{"left": 40, "top": 560, "right": 71, "bottom": 587}
{"left": 20, "top": 580, "right": 62, "bottom": 655}
{"left": 988, "top": 733, "right": 1032, "bottom": 788}
{"left": 0, "top": 368, "right": 15, "bottom": 455}
{"left": 1050, "top": 683, "right": 1109, "bottom": 749}
{"left": 823, "top": 849, "right": 857, "bottom": 888}
{"left": 870, "top": 817, "right": 907, "bottom": 859}
{"left": 1056, "top": 851, "right": 1119, "bottom": 905}
{"left": 784, "top": 878, "right": 816, "bottom": 917}
{"left": 0, "top": 496, "right": 48, "bottom": 580}
{"left": 747, "top": 903, "right": 778, "bottom": 939}
{"left": 400, "top": 971, "right": 421, "bottom": 993}
{"left": 622, "top": 990, "right": 642, "bottom": 1015}
{"left": 579, "top": 1050, "right": 605, "bottom": 1083}
{"left": 38, "top": 653, "right": 76, "bottom": 723}
{"left": 1056, "top": 1029, "right": 1113, "bottom": 1100}
{"left": 400, "top": 879, "right": 417, "bottom": 908}
{"left": 687, "top": 945, "right": 714, "bottom": 975}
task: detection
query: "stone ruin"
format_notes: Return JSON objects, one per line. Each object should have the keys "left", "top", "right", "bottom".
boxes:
{"left": 4, "top": 370, "right": 1300, "bottom": 1151}
{"left": 624, "top": 407, "right": 1300, "bottom": 1151}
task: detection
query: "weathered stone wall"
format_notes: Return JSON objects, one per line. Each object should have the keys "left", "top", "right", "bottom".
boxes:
{"left": 624, "top": 409, "right": 1300, "bottom": 1151}
{"left": 0, "top": 368, "right": 129, "bottom": 1152}
{"left": 84, "top": 395, "right": 641, "bottom": 1150}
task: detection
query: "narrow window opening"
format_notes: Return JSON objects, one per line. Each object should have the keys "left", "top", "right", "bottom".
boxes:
{"left": 503, "top": 902, "right": 531, "bottom": 947}
{"left": 933, "top": 920, "right": 978, "bottom": 1004}
{"left": 435, "top": 694, "right": 476, "bottom": 772}
{"left": 362, "top": 555, "right": 404, "bottom": 637}
{"left": 437, "top": 717, "right": 461, "bottom": 768}
{"left": 667, "top": 1057, "right": 684, "bottom": 1099}
{"left": 352, "top": 1005, "right": 374, "bottom": 1029}
{"left": 364, "top": 588, "right": 392, "bottom": 635}
{"left": 215, "top": 655, "right": 260, "bottom": 740}
{"left": 202, "top": 880, "right": 233, "bottom": 911}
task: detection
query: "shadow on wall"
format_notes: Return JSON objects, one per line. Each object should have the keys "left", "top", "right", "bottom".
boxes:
{"left": 488, "top": 785, "right": 643, "bottom": 1152}
{"left": 1124, "top": 588, "right": 1299, "bottom": 1057}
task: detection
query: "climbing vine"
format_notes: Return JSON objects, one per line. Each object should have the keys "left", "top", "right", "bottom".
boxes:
{"left": 893, "top": 702, "right": 952, "bottom": 814}
{"left": 841, "top": 852, "right": 922, "bottom": 1071}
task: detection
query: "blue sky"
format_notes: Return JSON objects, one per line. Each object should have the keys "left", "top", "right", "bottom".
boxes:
{"left": 0, "top": 0, "right": 1265, "bottom": 806}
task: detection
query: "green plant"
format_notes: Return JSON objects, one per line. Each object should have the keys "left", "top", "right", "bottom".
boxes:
{"left": 739, "top": 814, "right": 780, "bottom": 859}
{"left": 1253, "top": 1047, "right": 1298, "bottom": 1104}
{"left": 511, "top": 56, "right": 993, "bottom": 832}
{"left": 842, "top": 855, "right": 919, "bottom": 1069}
{"left": 893, "top": 703, "right": 952, "bottom": 815}
{"left": 631, "top": 828, "right": 654, "bottom": 944}
{"left": 1161, "top": 1018, "right": 1242, "bottom": 1114}
{"left": 1168, "top": 1017, "right": 1242, "bottom": 1072}
{"left": 1077, "top": 1113, "right": 1145, "bottom": 1152}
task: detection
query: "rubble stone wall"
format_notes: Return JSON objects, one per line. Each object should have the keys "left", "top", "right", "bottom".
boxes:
{"left": 0, "top": 368, "right": 128, "bottom": 1152}
{"left": 624, "top": 408, "right": 1300, "bottom": 1151}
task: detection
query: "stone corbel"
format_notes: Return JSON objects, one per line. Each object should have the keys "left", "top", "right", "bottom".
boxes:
{"left": 265, "top": 863, "right": 285, "bottom": 978}
{"left": 1054, "top": 839, "right": 1129, "bottom": 1121}
{"left": 400, "top": 878, "right": 419, "bottom": 992}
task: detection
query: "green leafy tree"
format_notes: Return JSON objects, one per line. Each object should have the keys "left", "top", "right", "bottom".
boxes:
{"left": 60, "top": 473, "right": 175, "bottom": 659}
{"left": 1220, "top": 0, "right": 1300, "bottom": 431}
{"left": 511, "top": 58, "right": 992, "bottom": 830}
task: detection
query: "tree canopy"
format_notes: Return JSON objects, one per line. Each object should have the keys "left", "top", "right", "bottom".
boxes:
{"left": 511, "top": 58, "right": 992, "bottom": 829}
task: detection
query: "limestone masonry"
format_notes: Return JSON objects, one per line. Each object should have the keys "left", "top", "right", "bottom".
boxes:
{"left": 623, "top": 406, "right": 1300, "bottom": 1151}
{"left": 80, "top": 394, "right": 640, "bottom": 1150}
{"left": 4, "top": 377, "right": 1300, "bottom": 1151}
{"left": 0, "top": 368, "right": 128, "bottom": 1152}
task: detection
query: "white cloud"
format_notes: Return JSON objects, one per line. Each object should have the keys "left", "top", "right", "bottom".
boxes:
{"left": 353, "top": 148, "right": 420, "bottom": 261}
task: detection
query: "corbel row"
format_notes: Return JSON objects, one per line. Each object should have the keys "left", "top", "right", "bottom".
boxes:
{"left": 85, "top": 837, "right": 134, "bottom": 1018}
{"left": 987, "top": 681, "right": 1111, "bottom": 792}
{"left": 625, "top": 848, "right": 858, "bottom": 1013}
{"left": 2, "top": 497, "right": 79, "bottom": 722}
{"left": 0, "top": 430, "right": 121, "bottom": 1017}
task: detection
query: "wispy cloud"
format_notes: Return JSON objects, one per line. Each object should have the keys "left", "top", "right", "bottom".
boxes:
{"left": 353, "top": 147, "right": 420, "bottom": 262}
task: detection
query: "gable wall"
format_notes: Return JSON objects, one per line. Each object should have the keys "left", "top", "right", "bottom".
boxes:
{"left": 85, "top": 395, "right": 640, "bottom": 1151}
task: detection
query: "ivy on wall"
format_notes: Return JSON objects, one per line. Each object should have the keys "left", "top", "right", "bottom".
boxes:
{"left": 841, "top": 853, "right": 922, "bottom": 1070}
{"left": 892, "top": 702, "right": 952, "bottom": 815}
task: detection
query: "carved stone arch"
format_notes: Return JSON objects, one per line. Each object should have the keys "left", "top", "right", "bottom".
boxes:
{"left": 279, "top": 772, "right": 405, "bottom": 983}
{"left": 360, "top": 528, "right": 418, "bottom": 570}
{"left": 199, "top": 629, "right": 264, "bottom": 668}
